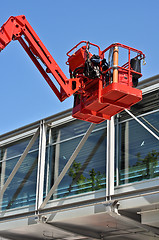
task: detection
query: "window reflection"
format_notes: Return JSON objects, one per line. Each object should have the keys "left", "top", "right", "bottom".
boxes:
{"left": 0, "top": 136, "right": 39, "bottom": 210}
{"left": 53, "top": 128, "right": 106, "bottom": 198}
{"left": 119, "top": 111, "right": 159, "bottom": 184}
{"left": 45, "top": 121, "right": 107, "bottom": 199}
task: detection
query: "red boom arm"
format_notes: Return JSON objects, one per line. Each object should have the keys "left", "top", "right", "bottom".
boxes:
{"left": 0, "top": 15, "right": 78, "bottom": 101}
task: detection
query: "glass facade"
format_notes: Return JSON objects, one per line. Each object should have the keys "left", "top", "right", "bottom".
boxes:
{"left": 44, "top": 120, "right": 107, "bottom": 199}
{"left": 118, "top": 110, "right": 159, "bottom": 184}
{"left": 0, "top": 87, "right": 159, "bottom": 211}
{"left": 0, "top": 136, "right": 39, "bottom": 210}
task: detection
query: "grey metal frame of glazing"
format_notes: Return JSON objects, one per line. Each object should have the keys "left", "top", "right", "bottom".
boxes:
{"left": 0, "top": 115, "right": 107, "bottom": 212}
{"left": 0, "top": 75, "right": 159, "bottom": 216}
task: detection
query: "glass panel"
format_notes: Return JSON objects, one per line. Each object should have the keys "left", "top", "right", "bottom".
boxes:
{"left": 119, "top": 111, "right": 159, "bottom": 184}
{"left": 0, "top": 136, "right": 39, "bottom": 162}
{"left": 51, "top": 120, "right": 106, "bottom": 144}
{"left": 45, "top": 120, "right": 107, "bottom": 199}
{"left": 0, "top": 151, "right": 38, "bottom": 210}
{"left": 57, "top": 128, "right": 106, "bottom": 198}
{"left": 51, "top": 120, "right": 90, "bottom": 144}
{"left": 0, "top": 135, "right": 39, "bottom": 210}
{"left": 119, "top": 90, "right": 159, "bottom": 122}
{"left": 43, "top": 145, "right": 55, "bottom": 198}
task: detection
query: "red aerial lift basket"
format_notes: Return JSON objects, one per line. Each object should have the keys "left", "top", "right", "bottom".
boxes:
{"left": 72, "top": 82, "right": 142, "bottom": 123}
{"left": 71, "top": 42, "right": 145, "bottom": 123}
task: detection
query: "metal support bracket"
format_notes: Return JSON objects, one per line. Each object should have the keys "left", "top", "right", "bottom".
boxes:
{"left": 105, "top": 200, "right": 120, "bottom": 215}
{"left": 39, "top": 123, "right": 96, "bottom": 210}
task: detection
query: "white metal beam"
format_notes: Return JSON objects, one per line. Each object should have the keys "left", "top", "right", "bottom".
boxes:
{"left": 39, "top": 123, "right": 96, "bottom": 210}
{"left": 36, "top": 121, "right": 47, "bottom": 211}
{"left": 106, "top": 116, "right": 115, "bottom": 200}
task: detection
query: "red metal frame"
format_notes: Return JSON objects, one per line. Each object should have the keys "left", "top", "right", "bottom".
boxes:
{"left": 0, "top": 15, "right": 146, "bottom": 123}
{"left": 66, "top": 41, "right": 102, "bottom": 57}
{"left": 101, "top": 43, "right": 145, "bottom": 86}
{"left": 0, "top": 15, "right": 80, "bottom": 101}
{"left": 71, "top": 43, "right": 145, "bottom": 123}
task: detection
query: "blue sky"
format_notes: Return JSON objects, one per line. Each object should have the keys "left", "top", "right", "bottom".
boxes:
{"left": 0, "top": 0, "right": 158, "bottom": 134}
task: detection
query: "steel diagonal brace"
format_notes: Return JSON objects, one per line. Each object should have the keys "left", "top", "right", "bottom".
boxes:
{"left": 0, "top": 128, "right": 40, "bottom": 199}
{"left": 39, "top": 123, "right": 96, "bottom": 210}
{"left": 125, "top": 109, "right": 159, "bottom": 141}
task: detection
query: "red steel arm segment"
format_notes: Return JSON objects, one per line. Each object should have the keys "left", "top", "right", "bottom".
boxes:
{"left": 0, "top": 15, "right": 77, "bottom": 101}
